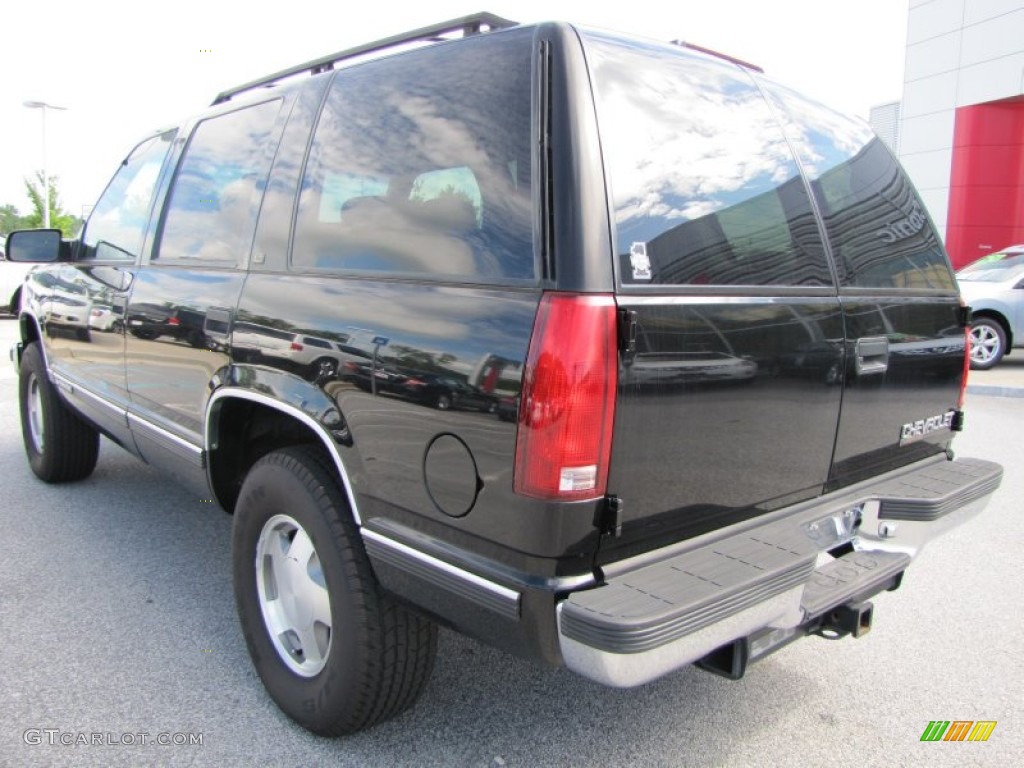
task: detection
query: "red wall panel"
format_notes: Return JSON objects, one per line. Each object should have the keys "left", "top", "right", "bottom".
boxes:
{"left": 945, "top": 96, "right": 1024, "bottom": 269}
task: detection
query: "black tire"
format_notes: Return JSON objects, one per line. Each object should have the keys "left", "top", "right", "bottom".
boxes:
{"left": 232, "top": 445, "right": 436, "bottom": 735}
{"left": 18, "top": 342, "right": 100, "bottom": 483}
{"left": 435, "top": 394, "right": 451, "bottom": 410}
{"left": 968, "top": 317, "right": 1007, "bottom": 370}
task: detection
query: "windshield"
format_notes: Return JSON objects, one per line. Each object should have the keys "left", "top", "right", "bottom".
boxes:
{"left": 957, "top": 252, "right": 1024, "bottom": 282}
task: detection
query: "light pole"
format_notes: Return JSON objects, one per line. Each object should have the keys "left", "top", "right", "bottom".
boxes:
{"left": 23, "top": 100, "right": 68, "bottom": 229}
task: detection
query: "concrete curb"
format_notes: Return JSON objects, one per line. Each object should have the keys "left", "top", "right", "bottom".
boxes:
{"left": 966, "top": 384, "right": 1024, "bottom": 398}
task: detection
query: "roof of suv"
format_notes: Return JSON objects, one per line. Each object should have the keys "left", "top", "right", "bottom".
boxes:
{"left": 213, "top": 13, "right": 517, "bottom": 105}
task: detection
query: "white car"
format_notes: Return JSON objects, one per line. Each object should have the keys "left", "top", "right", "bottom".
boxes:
{"left": 957, "top": 245, "right": 1024, "bottom": 369}
{"left": 232, "top": 322, "right": 360, "bottom": 377}
{"left": 1, "top": 235, "right": 36, "bottom": 314}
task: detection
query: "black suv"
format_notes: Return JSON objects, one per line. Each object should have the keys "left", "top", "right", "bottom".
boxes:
{"left": 6, "top": 14, "right": 1003, "bottom": 736}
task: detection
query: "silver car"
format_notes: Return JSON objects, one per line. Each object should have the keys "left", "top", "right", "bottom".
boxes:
{"left": 957, "top": 245, "right": 1024, "bottom": 369}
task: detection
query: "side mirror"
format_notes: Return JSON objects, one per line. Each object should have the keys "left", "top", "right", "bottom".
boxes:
{"left": 5, "top": 229, "right": 63, "bottom": 263}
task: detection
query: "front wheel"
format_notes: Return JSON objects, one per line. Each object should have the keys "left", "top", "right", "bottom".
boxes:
{"left": 969, "top": 317, "right": 1006, "bottom": 370}
{"left": 232, "top": 446, "right": 436, "bottom": 735}
{"left": 18, "top": 342, "right": 99, "bottom": 482}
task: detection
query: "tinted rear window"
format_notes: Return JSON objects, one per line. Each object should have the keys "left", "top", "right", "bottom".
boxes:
{"left": 582, "top": 32, "right": 833, "bottom": 288}
{"left": 292, "top": 29, "right": 534, "bottom": 281}
{"left": 759, "top": 80, "right": 955, "bottom": 291}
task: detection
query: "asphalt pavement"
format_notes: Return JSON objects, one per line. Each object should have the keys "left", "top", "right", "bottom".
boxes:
{"left": 966, "top": 352, "right": 1024, "bottom": 397}
{"left": 0, "top": 316, "right": 1021, "bottom": 767}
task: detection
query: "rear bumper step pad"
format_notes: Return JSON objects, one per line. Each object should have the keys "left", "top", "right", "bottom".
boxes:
{"left": 801, "top": 550, "right": 910, "bottom": 618}
{"left": 558, "top": 456, "right": 1001, "bottom": 687}
{"left": 561, "top": 528, "right": 817, "bottom": 655}
{"left": 876, "top": 457, "right": 1003, "bottom": 521}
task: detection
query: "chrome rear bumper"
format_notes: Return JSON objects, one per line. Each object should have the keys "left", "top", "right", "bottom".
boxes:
{"left": 557, "top": 456, "right": 1002, "bottom": 687}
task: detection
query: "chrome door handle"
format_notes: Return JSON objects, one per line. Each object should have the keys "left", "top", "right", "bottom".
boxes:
{"left": 855, "top": 336, "right": 889, "bottom": 376}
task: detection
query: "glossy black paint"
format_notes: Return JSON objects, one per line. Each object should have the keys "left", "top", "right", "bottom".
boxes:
{"left": 600, "top": 297, "right": 845, "bottom": 563}
{"left": 125, "top": 267, "right": 245, "bottom": 440}
{"left": 828, "top": 296, "right": 964, "bottom": 490}
{"left": 233, "top": 274, "right": 603, "bottom": 570}
{"left": 25, "top": 262, "right": 137, "bottom": 452}
{"left": 538, "top": 23, "right": 615, "bottom": 292}
{"left": 12, "top": 20, "right": 971, "bottom": 671}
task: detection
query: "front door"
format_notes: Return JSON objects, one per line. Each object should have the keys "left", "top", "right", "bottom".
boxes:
{"left": 42, "top": 131, "right": 177, "bottom": 451}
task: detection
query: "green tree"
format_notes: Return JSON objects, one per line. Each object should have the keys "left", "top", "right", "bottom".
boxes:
{"left": 23, "top": 171, "right": 79, "bottom": 236}
{"left": 0, "top": 204, "right": 31, "bottom": 234}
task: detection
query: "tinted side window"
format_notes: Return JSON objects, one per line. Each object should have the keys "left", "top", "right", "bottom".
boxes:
{"left": 292, "top": 29, "right": 534, "bottom": 280}
{"left": 760, "top": 81, "right": 956, "bottom": 291}
{"left": 82, "top": 131, "right": 176, "bottom": 261}
{"left": 157, "top": 100, "right": 281, "bottom": 263}
{"left": 583, "top": 32, "right": 832, "bottom": 288}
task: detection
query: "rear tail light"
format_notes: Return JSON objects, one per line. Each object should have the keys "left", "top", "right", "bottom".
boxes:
{"left": 958, "top": 324, "right": 970, "bottom": 411}
{"left": 514, "top": 293, "right": 618, "bottom": 501}
{"left": 168, "top": 316, "right": 180, "bottom": 326}
{"left": 290, "top": 341, "right": 304, "bottom": 351}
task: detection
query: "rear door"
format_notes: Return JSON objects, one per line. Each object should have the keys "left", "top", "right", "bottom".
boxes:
{"left": 124, "top": 95, "right": 288, "bottom": 493}
{"left": 580, "top": 33, "right": 846, "bottom": 562}
{"left": 760, "top": 82, "right": 965, "bottom": 490}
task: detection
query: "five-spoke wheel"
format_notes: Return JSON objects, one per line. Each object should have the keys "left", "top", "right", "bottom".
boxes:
{"left": 968, "top": 317, "right": 1006, "bottom": 370}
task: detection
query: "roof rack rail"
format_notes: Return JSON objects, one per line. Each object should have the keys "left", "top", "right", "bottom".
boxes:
{"left": 212, "top": 12, "right": 518, "bottom": 105}
{"left": 669, "top": 39, "right": 764, "bottom": 73}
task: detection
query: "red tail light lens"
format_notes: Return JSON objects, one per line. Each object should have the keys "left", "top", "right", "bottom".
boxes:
{"left": 168, "top": 316, "right": 180, "bottom": 326}
{"left": 290, "top": 341, "right": 304, "bottom": 351}
{"left": 959, "top": 324, "right": 970, "bottom": 410}
{"left": 514, "top": 293, "right": 618, "bottom": 501}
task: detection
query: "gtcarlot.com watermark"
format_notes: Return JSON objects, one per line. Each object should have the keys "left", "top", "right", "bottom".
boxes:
{"left": 24, "top": 729, "right": 203, "bottom": 747}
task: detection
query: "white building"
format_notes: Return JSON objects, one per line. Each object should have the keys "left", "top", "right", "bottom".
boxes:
{"left": 897, "top": 0, "right": 1024, "bottom": 268}
{"left": 870, "top": 101, "right": 901, "bottom": 153}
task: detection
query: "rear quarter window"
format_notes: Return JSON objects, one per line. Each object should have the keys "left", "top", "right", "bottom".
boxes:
{"left": 291, "top": 29, "right": 534, "bottom": 281}
{"left": 758, "top": 80, "right": 956, "bottom": 292}
{"left": 582, "top": 31, "right": 833, "bottom": 289}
